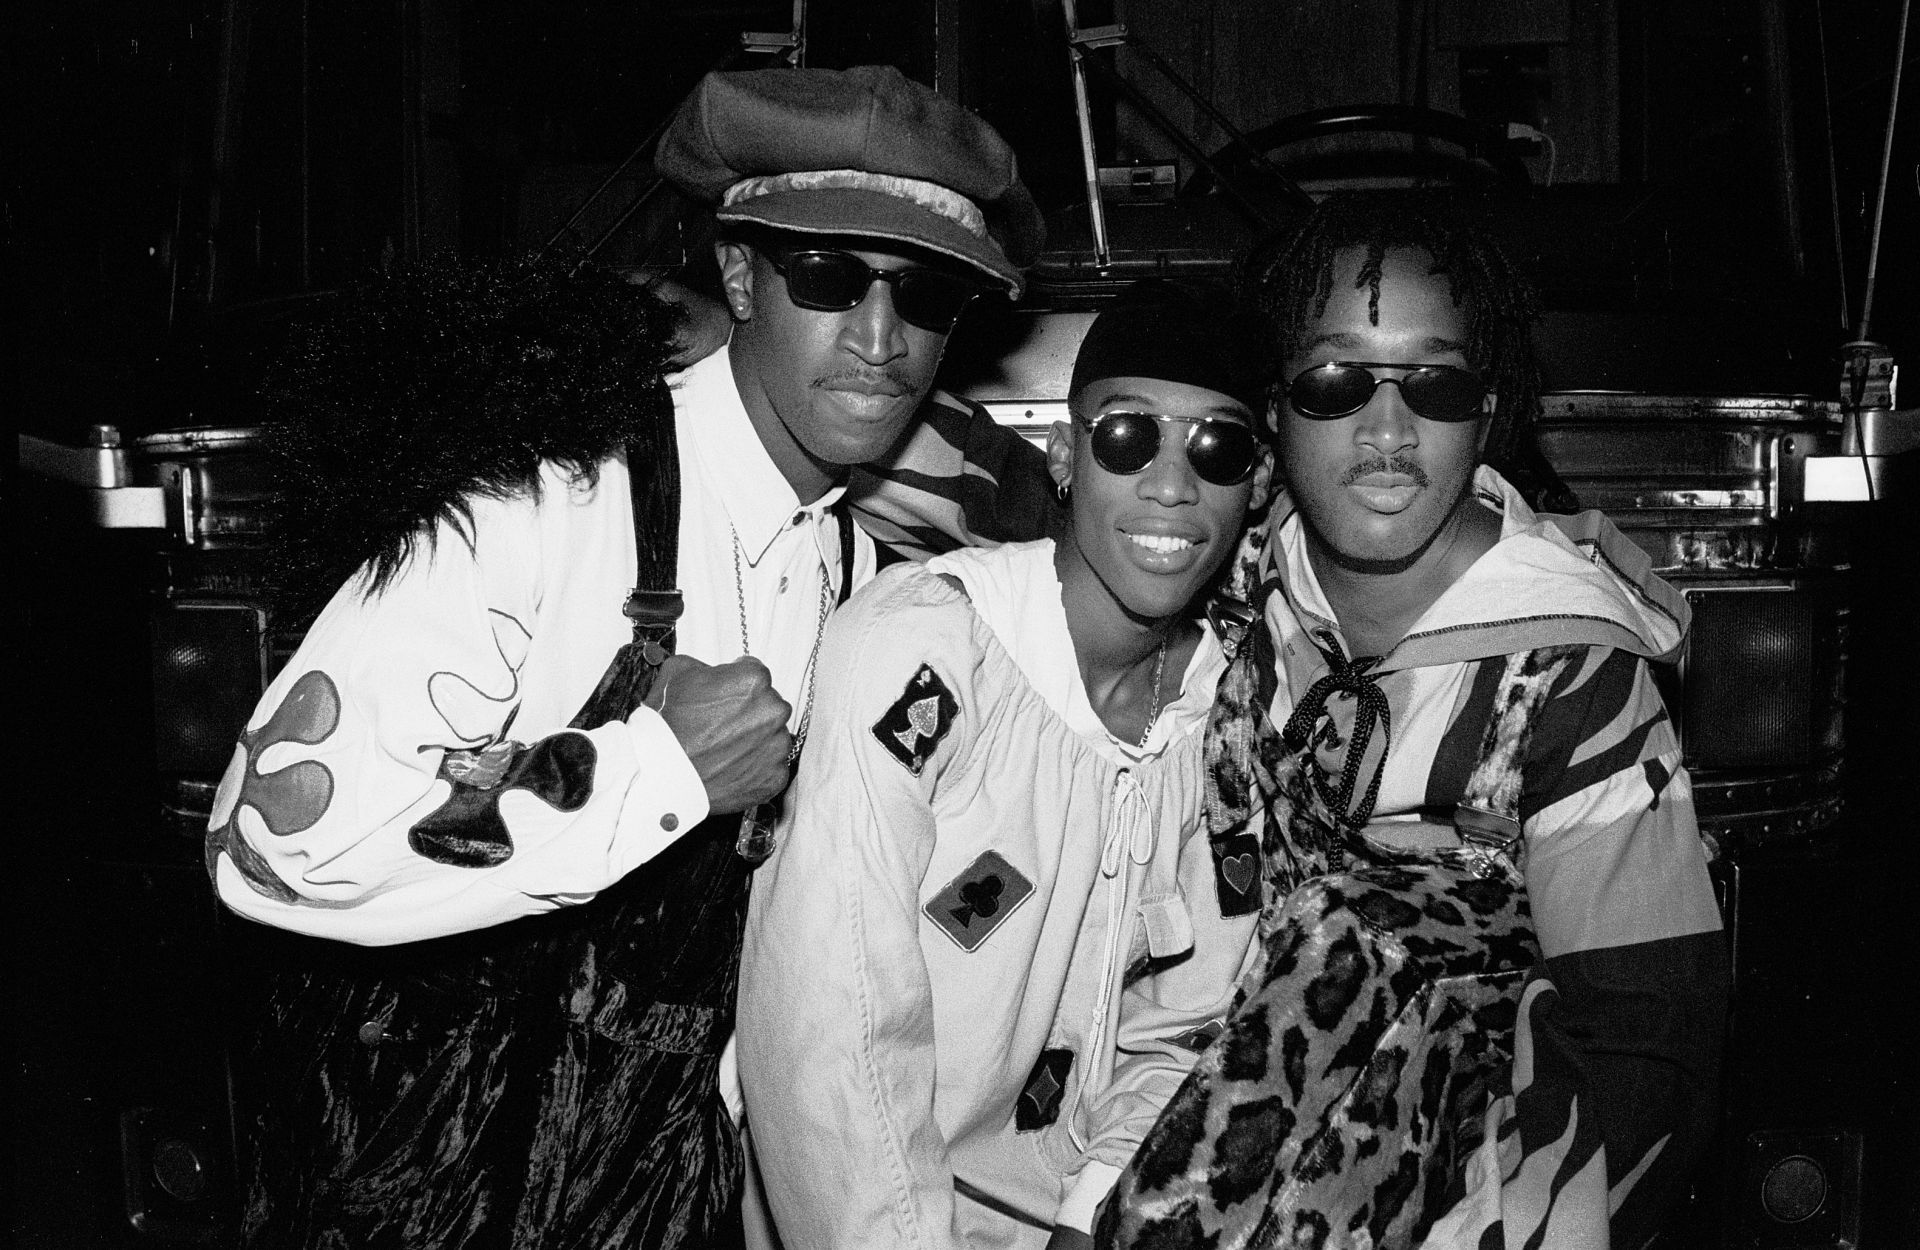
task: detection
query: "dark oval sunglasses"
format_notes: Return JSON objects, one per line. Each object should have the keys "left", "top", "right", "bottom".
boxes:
{"left": 1077, "top": 411, "right": 1262, "bottom": 487}
{"left": 1284, "top": 361, "right": 1488, "bottom": 422}
{"left": 765, "top": 249, "right": 983, "bottom": 334}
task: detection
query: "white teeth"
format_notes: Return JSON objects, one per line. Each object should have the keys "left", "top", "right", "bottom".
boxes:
{"left": 1128, "top": 533, "right": 1195, "bottom": 554}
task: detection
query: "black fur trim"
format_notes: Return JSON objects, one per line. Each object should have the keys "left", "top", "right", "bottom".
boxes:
{"left": 260, "top": 257, "right": 682, "bottom": 626}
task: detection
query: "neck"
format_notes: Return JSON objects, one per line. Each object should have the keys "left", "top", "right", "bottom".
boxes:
{"left": 1053, "top": 532, "right": 1194, "bottom": 740}
{"left": 1304, "top": 488, "right": 1501, "bottom": 659}
{"left": 727, "top": 337, "right": 842, "bottom": 504}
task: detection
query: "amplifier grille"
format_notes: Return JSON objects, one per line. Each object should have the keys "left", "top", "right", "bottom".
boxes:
{"left": 1681, "top": 586, "right": 1818, "bottom": 770}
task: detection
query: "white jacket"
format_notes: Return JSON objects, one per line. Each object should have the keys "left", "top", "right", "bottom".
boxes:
{"left": 739, "top": 540, "right": 1259, "bottom": 1248}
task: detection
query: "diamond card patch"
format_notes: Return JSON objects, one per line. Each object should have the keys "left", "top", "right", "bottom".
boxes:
{"left": 923, "top": 849, "right": 1034, "bottom": 952}
{"left": 873, "top": 664, "right": 959, "bottom": 776}
{"left": 1016, "top": 1048, "right": 1074, "bottom": 1130}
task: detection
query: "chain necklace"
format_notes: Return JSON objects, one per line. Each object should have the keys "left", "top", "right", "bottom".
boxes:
{"left": 733, "top": 521, "right": 833, "bottom": 863}
{"left": 1137, "top": 635, "right": 1169, "bottom": 749}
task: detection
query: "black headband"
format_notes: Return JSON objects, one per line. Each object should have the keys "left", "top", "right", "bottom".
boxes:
{"left": 1069, "top": 283, "right": 1269, "bottom": 415}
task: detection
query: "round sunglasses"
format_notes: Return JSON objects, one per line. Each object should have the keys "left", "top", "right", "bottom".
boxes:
{"left": 1284, "top": 361, "right": 1488, "bottom": 422}
{"left": 764, "top": 249, "right": 983, "bottom": 334}
{"left": 1076, "top": 411, "right": 1262, "bottom": 486}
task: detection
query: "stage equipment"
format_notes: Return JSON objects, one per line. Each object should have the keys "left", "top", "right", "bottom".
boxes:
{"left": 1534, "top": 392, "right": 1849, "bottom": 852}
{"left": 129, "top": 426, "right": 286, "bottom": 837}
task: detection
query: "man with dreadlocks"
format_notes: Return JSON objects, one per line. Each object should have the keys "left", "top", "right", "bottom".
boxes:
{"left": 1096, "top": 192, "right": 1727, "bottom": 1249}
{"left": 206, "top": 65, "right": 1051, "bottom": 1249}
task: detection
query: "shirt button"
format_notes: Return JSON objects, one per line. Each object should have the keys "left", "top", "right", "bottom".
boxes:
{"left": 357, "top": 1020, "right": 385, "bottom": 1045}
{"left": 660, "top": 813, "right": 679, "bottom": 832}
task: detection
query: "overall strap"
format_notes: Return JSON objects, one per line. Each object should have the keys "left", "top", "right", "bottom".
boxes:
{"left": 1452, "top": 645, "right": 1585, "bottom": 859}
{"left": 622, "top": 419, "right": 684, "bottom": 660}
{"left": 569, "top": 431, "right": 682, "bottom": 731}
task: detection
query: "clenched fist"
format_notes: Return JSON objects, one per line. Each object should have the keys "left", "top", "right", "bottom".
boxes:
{"left": 640, "top": 654, "right": 793, "bottom": 814}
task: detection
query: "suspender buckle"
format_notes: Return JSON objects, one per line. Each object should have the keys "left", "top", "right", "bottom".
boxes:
{"left": 624, "top": 589, "right": 685, "bottom": 627}
{"left": 1453, "top": 805, "right": 1523, "bottom": 855}
{"left": 625, "top": 590, "right": 683, "bottom": 667}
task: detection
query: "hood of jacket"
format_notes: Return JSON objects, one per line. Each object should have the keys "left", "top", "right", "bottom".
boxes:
{"left": 1263, "top": 465, "right": 1689, "bottom": 672}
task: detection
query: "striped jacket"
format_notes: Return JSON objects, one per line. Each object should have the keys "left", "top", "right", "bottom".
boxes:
{"left": 1254, "top": 466, "right": 1727, "bottom": 1249}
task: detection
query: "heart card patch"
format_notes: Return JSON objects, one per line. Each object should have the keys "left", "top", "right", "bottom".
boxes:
{"left": 872, "top": 664, "right": 959, "bottom": 776}
{"left": 1212, "top": 831, "right": 1263, "bottom": 917}
{"left": 923, "top": 849, "right": 1034, "bottom": 952}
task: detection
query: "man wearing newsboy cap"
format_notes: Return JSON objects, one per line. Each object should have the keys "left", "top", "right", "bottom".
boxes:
{"left": 209, "top": 64, "right": 1052, "bottom": 1250}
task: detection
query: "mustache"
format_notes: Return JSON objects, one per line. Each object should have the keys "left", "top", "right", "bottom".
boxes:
{"left": 1340, "top": 456, "right": 1430, "bottom": 487}
{"left": 813, "top": 368, "right": 909, "bottom": 393}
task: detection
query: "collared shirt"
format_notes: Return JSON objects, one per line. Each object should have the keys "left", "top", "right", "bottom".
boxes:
{"left": 671, "top": 342, "right": 876, "bottom": 731}
{"left": 670, "top": 342, "right": 880, "bottom": 1125}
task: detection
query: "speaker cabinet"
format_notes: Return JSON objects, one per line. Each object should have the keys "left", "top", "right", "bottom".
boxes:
{"left": 1732, "top": 1130, "right": 1863, "bottom": 1248}
{"left": 149, "top": 598, "right": 271, "bottom": 776}
{"left": 120, "top": 1107, "right": 229, "bottom": 1243}
{"left": 11, "top": 860, "right": 238, "bottom": 1247}
{"left": 1680, "top": 585, "right": 1821, "bottom": 770}
{"left": 1665, "top": 575, "right": 1848, "bottom": 850}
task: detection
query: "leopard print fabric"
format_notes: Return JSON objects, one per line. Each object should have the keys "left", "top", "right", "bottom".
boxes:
{"left": 1099, "top": 649, "right": 1579, "bottom": 1250}
{"left": 1097, "top": 849, "right": 1535, "bottom": 1249}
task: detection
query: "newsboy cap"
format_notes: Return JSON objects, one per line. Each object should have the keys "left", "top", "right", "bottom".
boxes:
{"left": 655, "top": 65, "right": 1044, "bottom": 297}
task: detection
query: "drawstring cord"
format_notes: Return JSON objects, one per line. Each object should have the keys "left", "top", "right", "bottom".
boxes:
{"left": 1281, "top": 628, "right": 1392, "bottom": 833}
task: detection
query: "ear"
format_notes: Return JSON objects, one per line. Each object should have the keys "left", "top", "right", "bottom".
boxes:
{"left": 716, "top": 241, "right": 756, "bottom": 323}
{"left": 1263, "top": 396, "right": 1286, "bottom": 443}
{"left": 1046, "top": 421, "right": 1076, "bottom": 495}
{"left": 1247, "top": 446, "right": 1276, "bottom": 512}
{"left": 1476, "top": 391, "right": 1498, "bottom": 458}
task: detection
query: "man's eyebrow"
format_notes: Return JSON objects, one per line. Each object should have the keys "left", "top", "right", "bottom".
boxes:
{"left": 1089, "top": 390, "right": 1158, "bottom": 408}
{"left": 1297, "top": 332, "right": 1473, "bottom": 357}
{"left": 1090, "top": 391, "right": 1254, "bottom": 422}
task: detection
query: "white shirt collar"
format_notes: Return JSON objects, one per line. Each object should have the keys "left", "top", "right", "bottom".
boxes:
{"left": 670, "top": 343, "right": 848, "bottom": 564}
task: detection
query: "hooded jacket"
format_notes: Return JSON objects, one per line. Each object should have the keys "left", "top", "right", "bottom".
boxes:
{"left": 1248, "top": 466, "right": 1726, "bottom": 1248}
{"left": 740, "top": 540, "right": 1260, "bottom": 1248}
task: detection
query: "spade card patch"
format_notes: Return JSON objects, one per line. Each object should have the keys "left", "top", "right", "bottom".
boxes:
{"left": 1212, "top": 831, "right": 1263, "bottom": 917}
{"left": 923, "top": 849, "right": 1034, "bottom": 952}
{"left": 1016, "top": 1048, "right": 1074, "bottom": 1131}
{"left": 872, "top": 664, "right": 959, "bottom": 776}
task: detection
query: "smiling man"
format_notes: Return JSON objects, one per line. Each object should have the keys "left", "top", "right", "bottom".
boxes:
{"left": 1098, "top": 194, "right": 1728, "bottom": 1249}
{"left": 741, "top": 282, "right": 1273, "bottom": 1249}
{"left": 208, "top": 65, "right": 1051, "bottom": 1250}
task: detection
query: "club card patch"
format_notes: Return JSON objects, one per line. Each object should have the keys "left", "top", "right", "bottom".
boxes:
{"left": 1212, "top": 831, "right": 1263, "bottom": 917}
{"left": 923, "top": 850, "right": 1034, "bottom": 952}
{"left": 872, "top": 664, "right": 959, "bottom": 776}
{"left": 1016, "top": 1048, "right": 1074, "bottom": 1130}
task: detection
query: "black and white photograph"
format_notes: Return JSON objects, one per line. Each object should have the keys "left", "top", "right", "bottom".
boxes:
{"left": 11, "top": 1, "right": 1918, "bottom": 1246}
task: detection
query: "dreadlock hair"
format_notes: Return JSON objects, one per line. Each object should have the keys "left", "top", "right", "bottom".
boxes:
{"left": 261, "top": 255, "right": 681, "bottom": 628}
{"left": 1240, "top": 190, "right": 1578, "bottom": 513}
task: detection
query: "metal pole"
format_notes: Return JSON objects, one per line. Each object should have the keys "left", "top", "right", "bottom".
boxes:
{"left": 1061, "top": 0, "right": 1111, "bottom": 269}
{"left": 1080, "top": 55, "right": 1277, "bottom": 230}
{"left": 1856, "top": 0, "right": 1910, "bottom": 341}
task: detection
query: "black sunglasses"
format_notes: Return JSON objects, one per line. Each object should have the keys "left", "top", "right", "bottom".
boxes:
{"left": 1284, "top": 361, "right": 1488, "bottom": 423}
{"left": 1076, "top": 411, "right": 1262, "bottom": 487}
{"left": 764, "top": 249, "right": 983, "bottom": 333}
